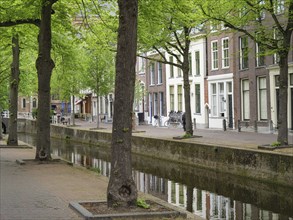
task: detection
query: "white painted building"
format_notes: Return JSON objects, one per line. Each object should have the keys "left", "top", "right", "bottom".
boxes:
{"left": 268, "top": 63, "right": 293, "bottom": 130}
{"left": 165, "top": 37, "right": 207, "bottom": 128}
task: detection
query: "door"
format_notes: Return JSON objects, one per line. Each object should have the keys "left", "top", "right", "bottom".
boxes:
{"left": 228, "top": 94, "right": 233, "bottom": 128}
{"left": 291, "top": 88, "right": 293, "bottom": 130}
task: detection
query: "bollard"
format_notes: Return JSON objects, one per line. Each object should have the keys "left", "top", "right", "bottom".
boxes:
{"left": 254, "top": 120, "right": 258, "bottom": 133}
{"left": 269, "top": 120, "right": 274, "bottom": 133}
{"left": 223, "top": 119, "right": 227, "bottom": 131}
{"left": 193, "top": 118, "right": 196, "bottom": 130}
{"left": 238, "top": 119, "right": 241, "bottom": 132}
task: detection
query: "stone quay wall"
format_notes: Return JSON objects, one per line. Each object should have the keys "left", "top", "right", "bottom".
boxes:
{"left": 18, "top": 119, "right": 293, "bottom": 187}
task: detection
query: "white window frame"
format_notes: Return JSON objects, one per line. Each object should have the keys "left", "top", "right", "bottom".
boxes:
{"left": 157, "top": 62, "right": 163, "bottom": 84}
{"left": 222, "top": 38, "right": 229, "bottom": 68}
{"left": 239, "top": 36, "right": 248, "bottom": 70}
{"left": 169, "top": 86, "right": 174, "bottom": 111}
{"left": 275, "top": 0, "right": 285, "bottom": 14}
{"left": 258, "top": 77, "right": 267, "bottom": 120}
{"left": 242, "top": 79, "right": 250, "bottom": 120}
{"left": 195, "top": 84, "right": 201, "bottom": 114}
{"left": 150, "top": 63, "right": 155, "bottom": 85}
{"left": 211, "top": 41, "right": 218, "bottom": 70}
{"left": 177, "top": 85, "right": 183, "bottom": 111}
{"left": 169, "top": 56, "right": 174, "bottom": 78}
{"left": 195, "top": 51, "right": 200, "bottom": 76}
{"left": 211, "top": 83, "right": 217, "bottom": 117}
{"left": 256, "top": 42, "right": 265, "bottom": 67}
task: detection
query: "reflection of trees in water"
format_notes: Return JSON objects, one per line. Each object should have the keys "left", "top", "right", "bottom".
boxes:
{"left": 18, "top": 134, "right": 293, "bottom": 219}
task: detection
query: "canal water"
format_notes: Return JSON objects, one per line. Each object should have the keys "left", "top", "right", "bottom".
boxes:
{"left": 18, "top": 133, "right": 293, "bottom": 220}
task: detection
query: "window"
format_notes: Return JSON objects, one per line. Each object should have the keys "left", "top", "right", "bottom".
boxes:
{"left": 137, "top": 57, "right": 145, "bottom": 74}
{"left": 211, "top": 41, "right": 218, "bottom": 70}
{"left": 195, "top": 84, "right": 201, "bottom": 114}
{"left": 150, "top": 63, "right": 155, "bottom": 85}
{"left": 242, "top": 79, "right": 250, "bottom": 120}
{"left": 170, "top": 86, "right": 174, "bottom": 111}
{"left": 258, "top": 77, "right": 267, "bottom": 120}
{"left": 154, "top": 93, "right": 158, "bottom": 115}
{"left": 189, "top": 53, "right": 192, "bottom": 75}
{"left": 177, "top": 85, "right": 183, "bottom": 111}
{"left": 222, "top": 38, "right": 229, "bottom": 68}
{"left": 240, "top": 36, "right": 248, "bottom": 70}
{"left": 210, "top": 21, "right": 218, "bottom": 32}
{"left": 273, "top": 28, "right": 281, "bottom": 64}
{"left": 100, "top": 97, "right": 104, "bottom": 113}
{"left": 22, "top": 98, "right": 26, "bottom": 108}
{"left": 159, "top": 92, "right": 164, "bottom": 116}
{"left": 169, "top": 56, "right": 174, "bottom": 78}
{"left": 219, "top": 83, "right": 225, "bottom": 114}
{"left": 257, "top": 0, "right": 265, "bottom": 20}
{"left": 195, "top": 51, "right": 200, "bottom": 75}
{"left": 256, "top": 42, "right": 265, "bottom": 67}
{"left": 32, "top": 98, "right": 37, "bottom": 108}
{"left": 275, "top": 0, "right": 285, "bottom": 14}
{"left": 158, "top": 62, "right": 163, "bottom": 84}
{"left": 211, "top": 83, "right": 217, "bottom": 116}
{"left": 177, "top": 56, "right": 182, "bottom": 77}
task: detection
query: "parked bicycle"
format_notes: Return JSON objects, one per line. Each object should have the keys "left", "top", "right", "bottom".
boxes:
{"left": 164, "top": 111, "right": 183, "bottom": 128}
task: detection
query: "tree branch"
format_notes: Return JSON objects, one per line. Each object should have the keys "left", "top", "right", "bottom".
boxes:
{"left": 0, "top": 19, "right": 40, "bottom": 28}
{"left": 138, "top": 53, "right": 181, "bottom": 68}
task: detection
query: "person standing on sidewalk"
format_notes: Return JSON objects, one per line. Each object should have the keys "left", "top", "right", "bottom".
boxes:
{"left": 182, "top": 112, "right": 186, "bottom": 131}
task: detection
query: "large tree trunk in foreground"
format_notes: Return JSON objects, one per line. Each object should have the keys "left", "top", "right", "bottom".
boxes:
{"left": 7, "top": 34, "right": 20, "bottom": 146}
{"left": 35, "top": 0, "right": 57, "bottom": 160}
{"left": 182, "top": 27, "right": 193, "bottom": 136}
{"left": 0, "top": 105, "right": 3, "bottom": 140}
{"left": 277, "top": 29, "right": 292, "bottom": 146}
{"left": 107, "top": 0, "right": 138, "bottom": 207}
{"left": 277, "top": 53, "right": 289, "bottom": 145}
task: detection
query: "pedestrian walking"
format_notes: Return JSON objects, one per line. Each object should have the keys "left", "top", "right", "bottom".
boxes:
{"left": 182, "top": 112, "right": 186, "bottom": 131}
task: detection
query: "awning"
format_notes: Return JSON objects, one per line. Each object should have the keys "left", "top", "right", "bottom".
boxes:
{"left": 75, "top": 100, "right": 82, "bottom": 105}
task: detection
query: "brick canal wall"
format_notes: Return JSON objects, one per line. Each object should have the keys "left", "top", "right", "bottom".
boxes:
{"left": 18, "top": 119, "right": 293, "bottom": 187}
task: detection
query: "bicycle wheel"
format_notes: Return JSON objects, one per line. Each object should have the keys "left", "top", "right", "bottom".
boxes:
{"left": 164, "top": 120, "right": 170, "bottom": 127}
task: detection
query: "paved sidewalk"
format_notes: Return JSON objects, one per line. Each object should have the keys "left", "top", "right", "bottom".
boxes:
{"left": 74, "top": 119, "right": 293, "bottom": 155}
{"left": 0, "top": 146, "right": 198, "bottom": 220}
{"left": 0, "top": 147, "right": 108, "bottom": 220}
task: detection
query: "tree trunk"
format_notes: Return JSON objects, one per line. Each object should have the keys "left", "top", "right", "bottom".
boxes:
{"left": 35, "top": 0, "right": 57, "bottom": 160}
{"left": 277, "top": 52, "right": 289, "bottom": 145}
{"left": 0, "top": 105, "right": 3, "bottom": 140}
{"left": 186, "top": 186, "right": 194, "bottom": 213}
{"left": 96, "top": 80, "right": 100, "bottom": 129}
{"left": 107, "top": 0, "right": 138, "bottom": 208}
{"left": 182, "top": 27, "right": 193, "bottom": 136}
{"left": 7, "top": 34, "right": 20, "bottom": 146}
{"left": 71, "top": 95, "right": 76, "bottom": 126}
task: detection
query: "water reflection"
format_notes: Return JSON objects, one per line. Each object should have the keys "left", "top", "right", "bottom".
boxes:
{"left": 19, "top": 133, "right": 293, "bottom": 220}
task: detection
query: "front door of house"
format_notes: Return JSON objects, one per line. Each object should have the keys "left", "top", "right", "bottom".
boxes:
{"left": 228, "top": 94, "right": 233, "bottom": 128}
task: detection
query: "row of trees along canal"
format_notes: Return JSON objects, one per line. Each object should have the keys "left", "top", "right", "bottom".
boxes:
{"left": 0, "top": 0, "right": 292, "bottom": 208}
